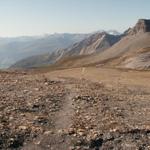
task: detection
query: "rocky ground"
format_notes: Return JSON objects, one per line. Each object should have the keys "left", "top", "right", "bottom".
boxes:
{"left": 0, "top": 70, "right": 150, "bottom": 150}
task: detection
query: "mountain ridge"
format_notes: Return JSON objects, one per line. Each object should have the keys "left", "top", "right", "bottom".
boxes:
{"left": 54, "top": 19, "right": 150, "bottom": 70}
{"left": 0, "top": 33, "right": 88, "bottom": 68}
{"left": 11, "top": 32, "right": 122, "bottom": 69}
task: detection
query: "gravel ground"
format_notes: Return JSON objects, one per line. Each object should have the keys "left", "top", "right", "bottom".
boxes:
{"left": 0, "top": 71, "right": 149, "bottom": 150}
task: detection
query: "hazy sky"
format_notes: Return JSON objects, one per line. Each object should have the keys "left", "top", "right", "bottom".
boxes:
{"left": 0, "top": 0, "right": 149, "bottom": 37}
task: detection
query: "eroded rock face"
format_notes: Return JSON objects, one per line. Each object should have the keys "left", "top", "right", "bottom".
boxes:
{"left": 125, "top": 19, "right": 150, "bottom": 35}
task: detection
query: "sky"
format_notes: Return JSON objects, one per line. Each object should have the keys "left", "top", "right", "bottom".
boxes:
{"left": 0, "top": 0, "right": 149, "bottom": 37}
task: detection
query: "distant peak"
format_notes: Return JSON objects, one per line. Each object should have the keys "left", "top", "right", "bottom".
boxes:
{"left": 138, "top": 18, "right": 150, "bottom": 22}
{"left": 93, "top": 30, "right": 121, "bottom": 35}
{"left": 107, "top": 30, "right": 121, "bottom": 35}
{"left": 125, "top": 19, "right": 150, "bottom": 35}
{"left": 136, "top": 19, "right": 150, "bottom": 30}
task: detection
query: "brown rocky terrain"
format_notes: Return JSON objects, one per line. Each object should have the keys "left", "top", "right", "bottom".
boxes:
{"left": 122, "top": 47, "right": 150, "bottom": 69}
{"left": 0, "top": 68, "right": 149, "bottom": 150}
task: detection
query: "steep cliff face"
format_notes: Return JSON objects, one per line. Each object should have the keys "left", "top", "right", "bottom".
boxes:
{"left": 125, "top": 19, "right": 150, "bottom": 35}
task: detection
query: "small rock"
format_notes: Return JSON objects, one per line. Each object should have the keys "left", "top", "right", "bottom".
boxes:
{"left": 18, "top": 126, "right": 28, "bottom": 130}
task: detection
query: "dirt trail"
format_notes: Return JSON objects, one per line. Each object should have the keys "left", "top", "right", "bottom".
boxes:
{"left": 55, "top": 82, "right": 77, "bottom": 130}
{"left": 23, "top": 78, "right": 80, "bottom": 150}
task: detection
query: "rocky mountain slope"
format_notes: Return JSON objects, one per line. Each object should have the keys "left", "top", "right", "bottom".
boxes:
{"left": 11, "top": 32, "right": 122, "bottom": 69}
{"left": 121, "top": 47, "right": 150, "bottom": 69}
{"left": 56, "top": 19, "right": 150, "bottom": 70}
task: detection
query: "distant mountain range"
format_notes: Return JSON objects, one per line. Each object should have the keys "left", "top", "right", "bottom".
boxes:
{"left": 11, "top": 32, "right": 122, "bottom": 69}
{"left": 0, "top": 33, "right": 88, "bottom": 68}
{"left": 9, "top": 19, "right": 150, "bottom": 70}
